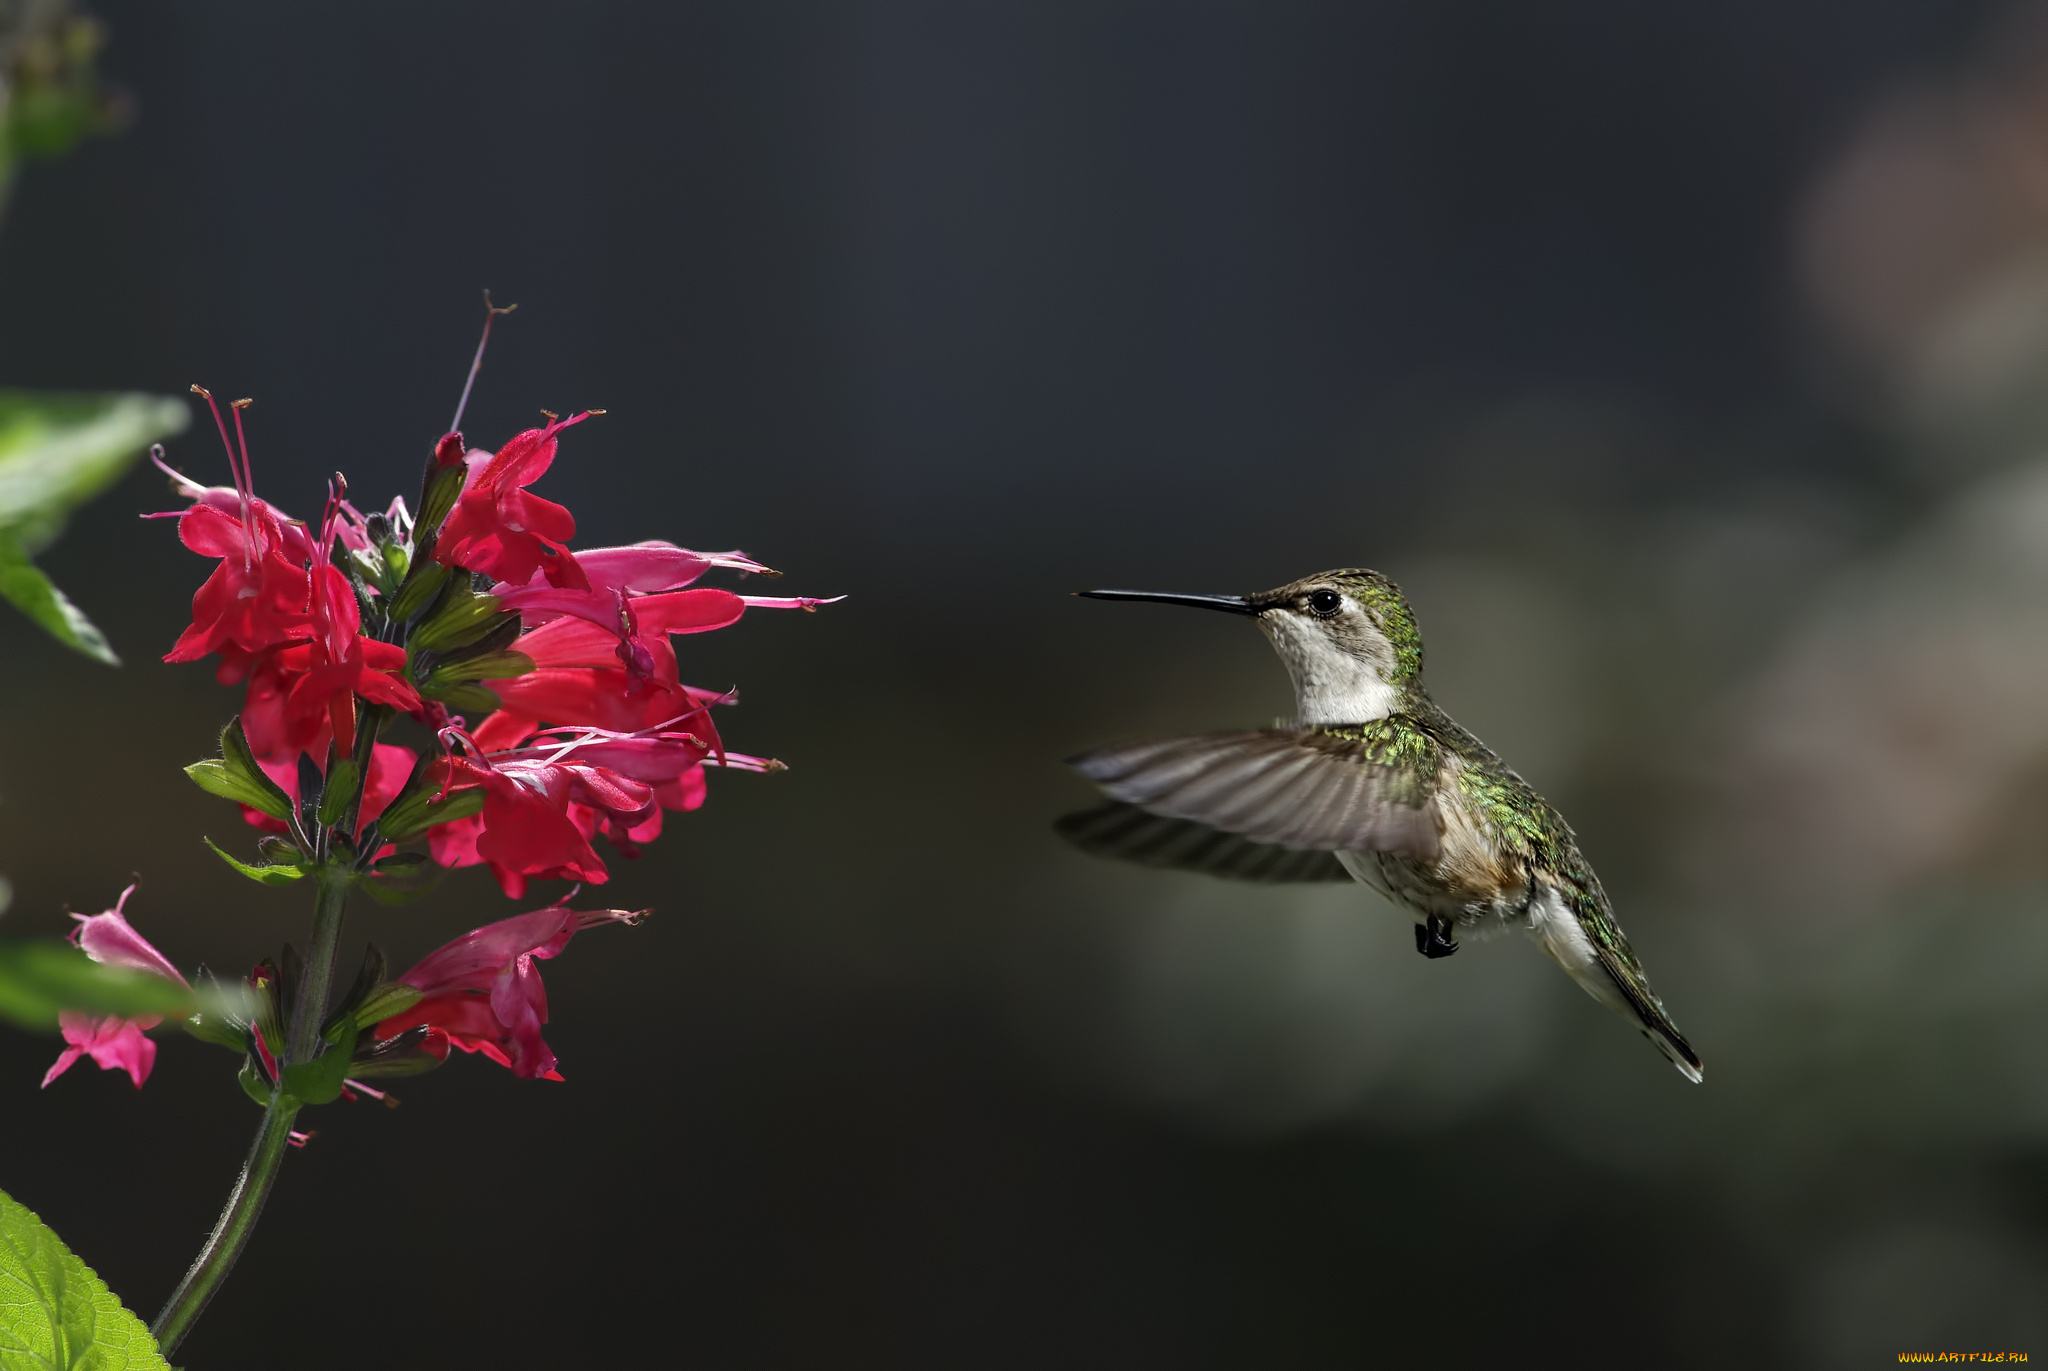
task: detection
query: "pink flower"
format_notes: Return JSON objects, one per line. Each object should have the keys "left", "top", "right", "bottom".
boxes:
{"left": 469, "top": 587, "right": 833, "bottom": 754}
{"left": 431, "top": 414, "right": 594, "bottom": 589}
{"left": 488, "top": 541, "right": 776, "bottom": 643}
{"left": 371, "top": 900, "right": 643, "bottom": 1079}
{"left": 267, "top": 562, "right": 420, "bottom": 759}
{"left": 42, "top": 887, "right": 190, "bottom": 1090}
{"left": 154, "top": 394, "right": 318, "bottom": 664}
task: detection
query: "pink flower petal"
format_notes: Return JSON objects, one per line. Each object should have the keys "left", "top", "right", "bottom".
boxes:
{"left": 70, "top": 887, "right": 189, "bottom": 989}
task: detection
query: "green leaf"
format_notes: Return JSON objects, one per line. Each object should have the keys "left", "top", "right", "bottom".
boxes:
{"left": 201, "top": 837, "right": 306, "bottom": 888}
{"left": 0, "top": 392, "right": 187, "bottom": 665}
{"left": 0, "top": 530, "right": 116, "bottom": 666}
{"left": 238, "top": 1057, "right": 275, "bottom": 1108}
{"left": 219, "top": 719, "right": 294, "bottom": 821}
{"left": 183, "top": 761, "right": 290, "bottom": 820}
{"left": 0, "top": 1187, "right": 171, "bottom": 1370}
{"left": 0, "top": 392, "right": 187, "bottom": 542}
{"left": 0, "top": 942, "right": 194, "bottom": 1031}
{"left": 279, "top": 1016, "right": 357, "bottom": 1106}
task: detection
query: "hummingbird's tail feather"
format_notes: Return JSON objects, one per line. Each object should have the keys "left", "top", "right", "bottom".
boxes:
{"left": 1590, "top": 944, "right": 1703, "bottom": 1084}
{"left": 1529, "top": 886, "right": 1703, "bottom": 1083}
{"left": 1055, "top": 803, "right": 1355, "bottom": 884}
{"left": 1641, "top": 1019, "right": 1705, "bottom": 1084}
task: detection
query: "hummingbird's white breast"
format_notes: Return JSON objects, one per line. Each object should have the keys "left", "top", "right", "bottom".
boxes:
{"left": 1257, "top": 611, "right": 1399, "bottom": 725}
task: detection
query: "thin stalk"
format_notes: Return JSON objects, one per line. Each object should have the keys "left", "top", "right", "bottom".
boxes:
{"left": 147, "top": 1091, "right": 300, "bottom": 1357}
{"left": 150, "top": 864, "right": 353, "bottom": 1356}
{"left": 286, "top": 863, "right": 353, "bottom": 1064}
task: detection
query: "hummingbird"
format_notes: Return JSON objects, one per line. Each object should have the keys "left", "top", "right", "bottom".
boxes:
{"left": 1062, "top": 568, "right": 1702, "bottom": 1082}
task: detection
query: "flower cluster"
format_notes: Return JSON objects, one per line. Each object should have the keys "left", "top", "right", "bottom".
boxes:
{"left": 23, "top": 309, "right": 834, "bottom": 1359}
{"left": 42, "top": 366, "right": 827, "bottom": 1101}
{"left": 158, "top": 388, "right": 829, "bottom": 896}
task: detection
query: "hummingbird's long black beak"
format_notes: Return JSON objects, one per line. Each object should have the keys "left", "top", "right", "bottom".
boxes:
{"left": 1074, "top": 589, "right": 1260, "bottom": 615}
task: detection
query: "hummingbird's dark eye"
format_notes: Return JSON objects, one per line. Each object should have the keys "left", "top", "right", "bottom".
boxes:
{"left": 1307, "top": 589, "right": 1343, "bottom": 618}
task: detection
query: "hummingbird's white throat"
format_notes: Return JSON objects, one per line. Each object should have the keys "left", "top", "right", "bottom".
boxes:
{"left": 1257, "top": 607, "right": 1401, "bottom": 725}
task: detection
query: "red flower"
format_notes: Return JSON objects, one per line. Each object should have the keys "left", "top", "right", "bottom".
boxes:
{"left": 468, "top": 587, "right": 834, "bottom": 755}
{"left": 432, "top": 414, "right": 594, "bottom": 589}
{"left": 371, "top": 901, "right": 643, "bottom": 1079}
{"left": 268, "top": 561, "right": 419, "bottom": 759}
{"left": 155, "top": 401, "right": 419, "bottom": 762}
{"left": 421, "top": 728, "right": 721, "bottom": 897}
{"left": 153, "top": 396, "right": 317, "bottom": 664}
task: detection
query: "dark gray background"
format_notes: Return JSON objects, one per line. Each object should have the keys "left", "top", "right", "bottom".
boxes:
{"left": 0, "top": 3, "right": 2030, "bottom": 1367}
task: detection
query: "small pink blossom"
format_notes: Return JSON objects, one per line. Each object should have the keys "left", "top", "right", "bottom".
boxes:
{"left": 42, "top": 887, "right": 190, "bottom": 1090}
{"left": 372, "top": 900, "right": 642, "bottom": 1079}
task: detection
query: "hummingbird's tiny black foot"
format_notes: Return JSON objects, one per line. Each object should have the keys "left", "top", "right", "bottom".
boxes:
{"left": 1414, "top": 915, "right": 1459, "bottom": 959}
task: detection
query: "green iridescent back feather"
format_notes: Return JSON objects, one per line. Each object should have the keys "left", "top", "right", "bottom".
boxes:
{"left": 1316, "top": 699, "right": 1654, "bottom": 987}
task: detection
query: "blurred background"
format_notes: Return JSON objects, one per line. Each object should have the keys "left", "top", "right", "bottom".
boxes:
{"left": 0, "top": 1, "right": 2042, "bottom": 1365}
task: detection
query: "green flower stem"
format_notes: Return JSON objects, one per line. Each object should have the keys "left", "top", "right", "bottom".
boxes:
{"left": 150, "top": 863, "right": 353, "bottom": 1357}
{"left": 147, "top": 1089, "right": 300, "bottom": 1357}
{"left": 286, "top": 864, "right": 353, "bottom": 1065}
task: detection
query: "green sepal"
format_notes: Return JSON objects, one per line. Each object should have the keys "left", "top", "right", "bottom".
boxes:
{"left": 238, "top": 1057, "right": 277, "bottom": 1108}
{"left": 317, "top": 758, "right": 360, "bottom": 828}
{"left": 386, "top": 559, "right": 449, "bottom": 623}
{"left": 381, "top": 542, "right": 409, "bottom": 585}
{"left": 343, "top": 1047, "right": 442, "bottom": 1079}
{"left": 279, "top": 1015, "right": 358, "bottom": 1106}
{"left": 248, "top": 962, "right": 285, "bottom": 1063}
{"left": 350, "top": 981, "right": 422, "bottom": 1029}
{"left": 356, "top": 868, "right": 445, "bottom": 906}
{"left": 183, "top": 970, "right": 256, "bottom": 1050}
{"left": 408, "top": 584, "right": 504, "bottom": 654}
{"left": 257, "top": 835, "right": 305, "bottom": 864}
{"left": 186, "top": 718, "right": 294, "bottom": 821}
{"left": 424, "top": 649, "right": 534, "bottom": 692}
{"left": 431, "top": 682, "right": 501, "bottom": 714}
{"left": 371, "top": 852, "right": 435, "bottom": 879}
{"left": 0, "top": 940, "right": 194, "bottom": 1030}
{"left": 415, "top": 462, "right": 465, "bottom": 542}
{"left": 202, "top": 836, "right": 307, "bottom": 887}
{"left": 348, "top": 1022, "right": 442, "bottom": 1078}
{"left": 184, "top": 1011, "right": 246, "bottom": 1051}
{"left": 377, "top": 786, "right": 484, "bottom": 842}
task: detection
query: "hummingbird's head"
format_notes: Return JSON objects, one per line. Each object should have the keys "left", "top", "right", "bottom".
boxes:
{"left": 1077, "top": 567, "right": 1423, "bottom": 725}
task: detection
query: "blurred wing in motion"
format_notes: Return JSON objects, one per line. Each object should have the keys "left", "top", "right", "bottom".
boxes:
{"left": 1067, "top": 729, "right": 1441, "bottom": 859}
{"left": 1056, "top": 802, "right": 1354, "bottom": 883}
